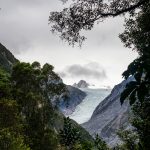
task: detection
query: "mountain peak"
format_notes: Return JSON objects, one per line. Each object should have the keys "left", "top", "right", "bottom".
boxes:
{"left": 73, "top": 80, "right": 90, "bottom": 88}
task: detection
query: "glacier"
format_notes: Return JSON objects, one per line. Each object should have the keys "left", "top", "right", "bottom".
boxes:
{"left": 68, "top": 88, "right": 111, "bottom": 124}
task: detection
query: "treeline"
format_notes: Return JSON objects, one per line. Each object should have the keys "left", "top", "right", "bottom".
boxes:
{"left": 0, "top": 62, "right": 61, "bottom": 150}
{"left": 0, "top": 61, "right": 110, "bottom": 150}
{"left": 1, "top": 61, "right": 148, "bottom": 150}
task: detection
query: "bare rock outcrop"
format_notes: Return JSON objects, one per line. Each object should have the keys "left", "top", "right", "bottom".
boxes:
{"left": 82, "top": 78, "right": 133, "bottom": 147}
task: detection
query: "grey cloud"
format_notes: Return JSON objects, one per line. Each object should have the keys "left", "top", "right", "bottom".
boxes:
{"left": 0, "top": 0, "right": 62, "bottom": 54}
{"left": 0, "top": 0, "right": 124, "bottom": 55}
{"left": 59, "top": 62, "right": 107, "bottom": 79}
{"left": 0, "top": 0, "right": 137, "bottom": 87}
{"left": 83, "top": 17, "right": 124, "bottom": 50}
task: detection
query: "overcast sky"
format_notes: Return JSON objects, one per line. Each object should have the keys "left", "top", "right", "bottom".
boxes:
{"left": 0, "top": 0, "right": 138, "bottom": 88}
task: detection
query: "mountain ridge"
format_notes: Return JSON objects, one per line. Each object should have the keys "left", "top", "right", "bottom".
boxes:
{"left": 0, "top": 43, "right": 18, "bottom": 72}
{"left": 0, "top": 43, "right": 86, "bottom": 117}
{"left": 82, "top": 77, "right": 133, "bottom": 147}
{"left": 53, "top": 85, "right": 87, "bottom": 115}
{"left": 73, "top": 80, "right": 90, "bottom": 88}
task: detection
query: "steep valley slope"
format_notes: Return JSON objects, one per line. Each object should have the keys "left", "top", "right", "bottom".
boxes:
{"left": 82, "top": 78, "right": 133, "bottom": 147}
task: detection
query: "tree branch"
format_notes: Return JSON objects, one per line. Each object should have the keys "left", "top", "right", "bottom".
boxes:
{"left": 98, "top": 0, "right": 148, "bottom": 17}
{"left": 49, "top": 0, "right": 149, "bottom": 46}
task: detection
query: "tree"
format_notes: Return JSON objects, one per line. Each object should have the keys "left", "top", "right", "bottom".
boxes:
{"left": 0, "top": 129, "right": 30, "bottom": 150}
{"left": 49, "top": 0, "right": 149, "bottom": 46}
{"left": 0, "top": 68, "right": 30, "bottom": 150}
{"left": 11, "top": 62, "right": 59, "bottom": 150}
{"left": 131, "top": 99, "right": 150, "bottom": 150}
{"left": 59, "top": 117, "right": 81, "bottom": 149}
{"left": 118, "top": 2, "right": 150, "bottom": 149}
{"left": 0, "top": 68, "right": 11, "bottom": 99}
{"left": 1, "top": 61, "right": 95, "bottom": 150}
{"left": 94, "top": 134, "right": 109, "bottom": 150}
{"left": 115, "top": 130, "right": 139, "bottom": 150}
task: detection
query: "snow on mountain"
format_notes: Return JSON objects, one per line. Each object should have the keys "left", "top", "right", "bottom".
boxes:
{"left": 73, "top": 80, "right": 90, "bottom": 88}
{"left": 68, "top": 88, "right": 111, "bottom": 124}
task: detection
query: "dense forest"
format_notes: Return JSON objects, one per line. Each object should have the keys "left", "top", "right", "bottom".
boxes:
{"left": 0, "top": 44, "right": 108, "bottom": 150}
{"left": 1, "top": 0, "right": 150, "bottom": 149}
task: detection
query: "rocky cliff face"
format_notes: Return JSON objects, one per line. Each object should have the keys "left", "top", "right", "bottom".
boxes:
{"left": 0, "top": 43, "right": 18, "bottom": 72}
{"left": 56, "top": 85, "right": 87, "bottom": 115}
{"left": 73, "top": 80, "right": 90, "bottom": 88}
{"left": 82, "top": 77, "right": 133, "bottom": 147}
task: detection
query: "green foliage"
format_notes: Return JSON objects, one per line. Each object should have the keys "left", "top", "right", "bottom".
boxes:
{"left": 116, "top": 130, "right": 139, "bottom": 150}
{"left": 31, "top": 61, "right": 41, "bottom": 69}
{"left": 0, "top": 68, "right": 11, "bottom": 98}
{"left": 119, "top": 1, "right": 150, "bottom": 56}
{"left": 79, "top": 141, "right": 94, "bottom": 150}
{"left": 0, "top": 129, "right": 30, "bottom": 150}
{"left": 0, "top": 61, "right": 69, "bottom": 150}
{"left": 120, "top": 2, "right": 150, "bottom": 150}
{"left": 120, "top": 81, "right": 138, "bottom": 105}
{"left": 0, "top": 99, "right": 20, "bottom": 129}
{"left": 120, "top": 57, "right": 149, "bottom": 105}
{"left": 59, "top": 117, "right": 99, "bottom": 150}
{"left": 0, "top": 99, "right": 28, "bottom": 150}
{"left": 131, "top": 98, "right": 150, "bottom": 150}
{"left": 11, "top": 62, "right": 61, "bottom": 150}
{"left": 0, "top": 60, "right": 95, "bottom": 150}
{"left": 42, "top": 63, "right": 54, "bottom": 74}
{"left": 94, "top": 134, "right": 110, "bottom": 150}
{"left": 73, "top": 141, "right": 94, "bottom": 150}
{"left": 0, "top": 68, "right": 29, "bottom": 150}
{"left": 59, "top": 117, "right": 81, "bottom": 149}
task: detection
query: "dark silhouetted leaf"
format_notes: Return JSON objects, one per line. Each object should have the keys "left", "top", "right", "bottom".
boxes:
{"left": 134, "top": 72, "right": 142, "bottom": 83}
{"left": 137, "top": 83, "right": 148, "bottom": 102}
{"left": 126, "top": 81, "right": 138, "bottom": 88}
{"left": 129, "top": 89, "right": 137, "bottom": 105}
{"left": 120, "top": 81, "right": 138, "bottom": 105}
{"left": 120, "top": 88, "right": 132, "bottom": 105}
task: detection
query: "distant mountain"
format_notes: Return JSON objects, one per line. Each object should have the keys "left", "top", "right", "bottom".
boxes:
{"left": 0, "top": 43, "right": 86, "bottom": 117}
{"left": 82, "top": 77, "right": 133, "bottom": 147}
{"left": 46, "top": 78, "right": 87, "bottom": 116}
{"left": 0, "top": 43, "right": 18, "bottom": 72}
{"left": 57, "top": 85, "right": 87, "bottom": 115}
{"left": 73, "top": 80, "right": 90, "bottom": 88}
{"left": 0, "top": 43, "right": 93, "bottom": 142}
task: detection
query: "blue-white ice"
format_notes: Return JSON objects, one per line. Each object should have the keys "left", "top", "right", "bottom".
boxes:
{"left": 68, "top": 88, "right": 111, "bottom": 124}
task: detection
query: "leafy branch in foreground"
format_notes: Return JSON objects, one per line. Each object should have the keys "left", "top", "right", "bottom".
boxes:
{"left": 120, "top": 2, "right": 150, "bottom": 149}
{"left": 49, "top": 0, "right": 149, "bottom": 46}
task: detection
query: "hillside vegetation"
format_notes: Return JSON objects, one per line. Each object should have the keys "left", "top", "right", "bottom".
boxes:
{"left": 0, "top": 44, "right": 110, "bottom": 150}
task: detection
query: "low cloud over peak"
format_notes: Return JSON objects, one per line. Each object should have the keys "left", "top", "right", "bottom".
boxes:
{"left": 59, "top": 62, "right": 107, "bottom": 80}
